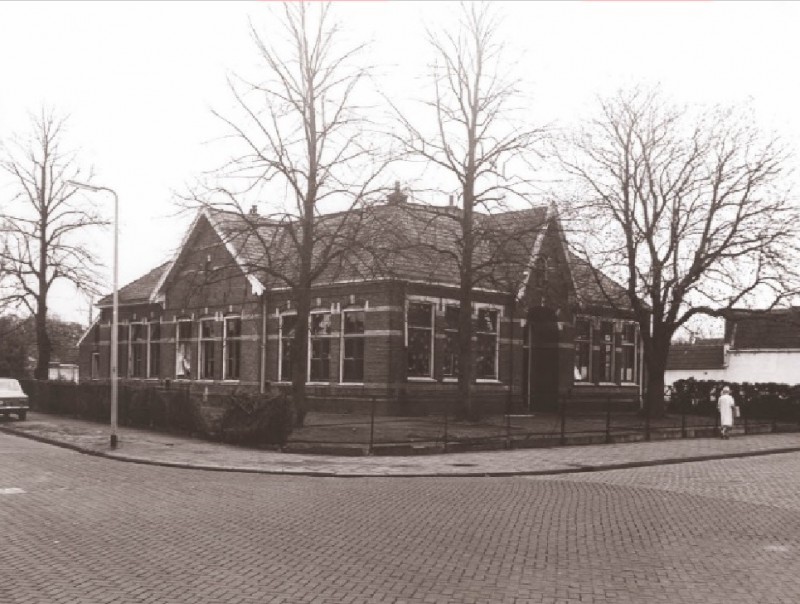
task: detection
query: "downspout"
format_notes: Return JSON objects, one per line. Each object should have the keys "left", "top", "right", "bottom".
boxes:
{"left": 260, "top": 293, "right": 267, "bottom": 394}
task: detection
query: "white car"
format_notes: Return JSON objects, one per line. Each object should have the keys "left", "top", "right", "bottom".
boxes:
{"left": 0, "top": 378, "right": 28, "bottom": 420}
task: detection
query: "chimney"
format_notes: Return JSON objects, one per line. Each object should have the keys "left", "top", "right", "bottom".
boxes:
{"left": 387, "top": 181, "right": 408, "bottom": 205}
{"left": 448, "top": 194, "right": 454, "bottom": 207}
{"left": 249, "top": 204, "right": 259, "bottom": 216}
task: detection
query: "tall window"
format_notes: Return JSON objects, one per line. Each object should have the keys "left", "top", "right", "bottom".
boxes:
{"left": 574, "top": 319, "right": 591, "bottom": 381}
{"left": 279, "top": 314, "right": 296, "bottom": 382}
{"left": 224, "top": 317, "right": 242, "bottom": 380}
{"left": 475, "top": 308, "right": 499, "bottom": 380}
{"left": 148, "top": 321, "right": 161, "bottom": 378}
{"left": 130, "top": 323, "right": 146, "bottom": 378}
{"left": 309, "top": 313, "right": 332, "bottom": 382}
{"left": 199, "top": 319, "right": 217, "bottom": 380}
{"left": 442, "top": 305, "right": 459, "bottom": 378}
{"left": 407, "top": 301, "right": 433, "bottom": 378}
{"left": 620, "top": 323, "right": 637, "bottom": 383}
{"left": 91, "top": 352, "right": 100, "bottom": 380}
{"left": 176, "top": 320, "right": 193, "bottom": 379}
{"left": 341, "top": 310, "right": 365, "bottom": 383}
{"left": 596, "top": 320, "right": 614, "bottom": 383}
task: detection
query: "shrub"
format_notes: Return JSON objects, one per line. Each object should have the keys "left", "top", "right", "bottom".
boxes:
{"left": 219, "top": 390, "right": 294, "bottom": 447}
{"left": 670, "top": 378, "right": 800, "bottom": 421}
{"left": 16, "top": 380, "right": 295, "bottom": 446}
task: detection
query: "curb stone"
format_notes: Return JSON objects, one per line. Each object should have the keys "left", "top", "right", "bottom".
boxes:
{"left": 3, "top": 423, "right": 800, "bottom": 478}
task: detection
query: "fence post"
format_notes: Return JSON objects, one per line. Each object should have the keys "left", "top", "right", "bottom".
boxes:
{"left": 368, "top": 397, "right": 376, "bottom": 455}
{"left": 644, "top": 399, "right": 651, "bottom": 442}
{"left": 681, "top": 406, "right": 687, "bottom": 439}
{"left": 743, "top": 406, "right": 748, "bottom": 435}
{"left": 560, "top": 396, "right": 567, "bottom": 446}
{"left": 505, "top": 412, "right": 512, "bottom": 450}
{"left": 605, "top": 397, "right": 612, "bottom": 444}
{"left": 443, "top": 398, "right": 449, "bottom": 453}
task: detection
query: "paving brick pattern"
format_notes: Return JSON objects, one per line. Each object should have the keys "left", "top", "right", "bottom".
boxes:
{"left": 3, "top": 433, "right": 800, "bottom": 603}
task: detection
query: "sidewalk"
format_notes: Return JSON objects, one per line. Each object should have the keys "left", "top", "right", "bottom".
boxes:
{"left": 3, "top": 412, "right": 800, "bottom": 477}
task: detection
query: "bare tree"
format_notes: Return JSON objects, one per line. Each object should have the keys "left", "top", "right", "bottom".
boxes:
{"left": 390, "top": 2, "right": 545, "bottom": 418}
{"left": 197, "top": 2, "right": 388, "bottom": 423}
{"left": 560, "top": 87, "right": 799, "bottom": 415}
{"left": 0, "top": 110, "right": 105, "bottom": 379}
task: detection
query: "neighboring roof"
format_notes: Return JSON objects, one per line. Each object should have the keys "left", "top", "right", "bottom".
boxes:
{"left": 666, "top": 340, "right": 726, "bottom": 370}
{"left": 725, "top": 308, "right": 800, "bottom": 350}
{"left": 97, "top": 262, "right": 169, "bottom": 307}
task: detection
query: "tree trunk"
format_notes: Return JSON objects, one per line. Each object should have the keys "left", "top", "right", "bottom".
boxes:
{"left": 34, "top": 301, "right": 51, "bottom": 380}
{"left": 457, "top": 185, "right": 476, "bottom": 420}
{"left": 292, "top": 284, "right": 310, "bottom": 427}
{"left": 644, "top": 346, "right": 668, "bottom": 418}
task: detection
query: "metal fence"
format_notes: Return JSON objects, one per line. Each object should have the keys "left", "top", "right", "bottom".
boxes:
{"left": 285, "top": 396, "right": 800, "bottom": 455}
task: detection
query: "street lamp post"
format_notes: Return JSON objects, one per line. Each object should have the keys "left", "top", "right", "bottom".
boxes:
{"left": 67, "top": 181, "right": 119, "bottom": 449}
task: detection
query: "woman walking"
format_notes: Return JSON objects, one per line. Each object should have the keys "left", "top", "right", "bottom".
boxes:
{"left": 717, "top": 386, "right": 735, "bottom": 439}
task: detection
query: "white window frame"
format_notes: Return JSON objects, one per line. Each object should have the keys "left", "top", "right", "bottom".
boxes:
{"left": 620, "top": 321, "right": 639, "bottom": 384}
{"left": 473, "top": 304, "right": 501, "bottom": 382}
{"left": 597, "top": 319, "right": 615, "bottom": 385}
{"left": 222, "top": 315, "right": 242, "bottom": 381}
{"left": 308, "top": 310, "right": 333, "bottom": 384}
{"left": 198, "top": 318, "right": 218, "bottom": 381}
{"left": 406, "top": 298, "right": 435, "bottom": 380}
{"left": 574, "top": 316, "right": 592, "bottom": 384}
{"left": 175, "top": 319, "right": 193, "bottom": 380}
{"left": 91, "top": 352, "right": 100, "bottom": 380}
{"left": 129, "top": 322, "right": 147, "bottom": 379}
{"left": 147, "top": 320, "right": 161, "bottom": 379}
{"left": 278, "top": 312, "right": 297, "bottom": 383}
{"left": 340, "top": 308, "right": 365, "bottom": 384}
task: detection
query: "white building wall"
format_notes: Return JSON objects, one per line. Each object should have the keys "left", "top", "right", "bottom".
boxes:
{"left": 725, "top": 350, "right": 800, "bottom": 385}
{"left": 664, "top": 368, "right": 728, "bottom": 386}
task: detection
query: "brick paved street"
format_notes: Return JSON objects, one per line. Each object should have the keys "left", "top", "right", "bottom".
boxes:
{"left": 3, "top": 432, "right": 800, "bottom": 604}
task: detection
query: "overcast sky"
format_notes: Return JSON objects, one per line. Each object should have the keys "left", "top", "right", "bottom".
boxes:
{"left": 1, "top": 0, "right": 798, "bottom": 326}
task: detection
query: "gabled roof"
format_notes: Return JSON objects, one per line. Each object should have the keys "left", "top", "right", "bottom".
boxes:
{"left": 666, "top": 339, "right": 726, "bottom": 370}
{"left": 208, "top": 201, "right": 551, "bottom": 293}
{"left": 567, "top": 253, "right": 632, "bottom": 312}
{"left": 96, "top": 199, "right": 629, "bottom": 310}
{"left": 97, "top": 262, "right": 170, "bottom": 307}
{"left": 725, "top": 308, "right": 800, "bottom": 350}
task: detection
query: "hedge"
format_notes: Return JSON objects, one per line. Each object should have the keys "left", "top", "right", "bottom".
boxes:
{"left": 670, "top": 379, "right": 800, "bottom": 421}
{"left": 19, "top": 380, "right": 294, "bottom": 447}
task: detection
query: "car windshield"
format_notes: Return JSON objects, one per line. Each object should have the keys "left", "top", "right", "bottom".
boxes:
{"left": 0, "top": 379, "right": 23, "bottom": 392}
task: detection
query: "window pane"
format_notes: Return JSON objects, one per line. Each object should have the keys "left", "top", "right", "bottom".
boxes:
{"left": 311, "top": 313, "right": 332, "bottom": 336}
{"left": 575, "top": 319, "right": 590, "bottom": 339}
{"left": 443, "top": 331, "right": 459, "bottom": 377}
{"left": 342, "top": 338, "right": 364, "bottom": 383}
{"left": 475, "top": 333, "right": 497, "bottom": 379}
{"left": 281, "top": 315, "right": 297, "bottom": 339}
{"left": 150, "top": 323, "right": 161, "bottom": 341}
{"left": 407, "top": 329, "right": 432, "bottom": 377}
{"left": 475, "top": 309, "right": 497, "bottom": 333}
{"left": 201, "top": 321, "right": 215, "bottom": 338}
{"left": 176, "top": 342, "right": 192, "bottom": 378}
{"left": 226, "top": 318, "right": 241, "bottom": 338}
{"left": 408, "top": 302, "right": 432, "bottom": 327}
{"left": 574, "top": 342, "right": 590, "bottom": 381}
{"left": 444, "top": 306, "right": 459, "bottom": 330}
{"left": 179, "top": 321, "right": 192, "bottom": 340}
{"left": 343, "top": 311, "right": 364, "bottom": 335}
{"left": 281, "top": 339, "right": 292, "bottom": 381}
{"left": 310, "top": 339, "right": 330, "bottom": 381}
{"left": 201, "top": 341, "right": 215, "bottom": 379}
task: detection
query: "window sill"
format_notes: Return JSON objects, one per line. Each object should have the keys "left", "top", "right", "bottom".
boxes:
{"left": 442, "top": 377, "right": 458, "bottom": 383}
{"left": 407, "top": 377, "right": 436, "bottom": 382}
{"left": 306, "top": 382, "right": 331, "bottom": 386}
{"left": 338, "top": 382, "right": 365, "bottom": 386}
{"left": 476, "top": 379, "right": 501, "bottom": 384}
